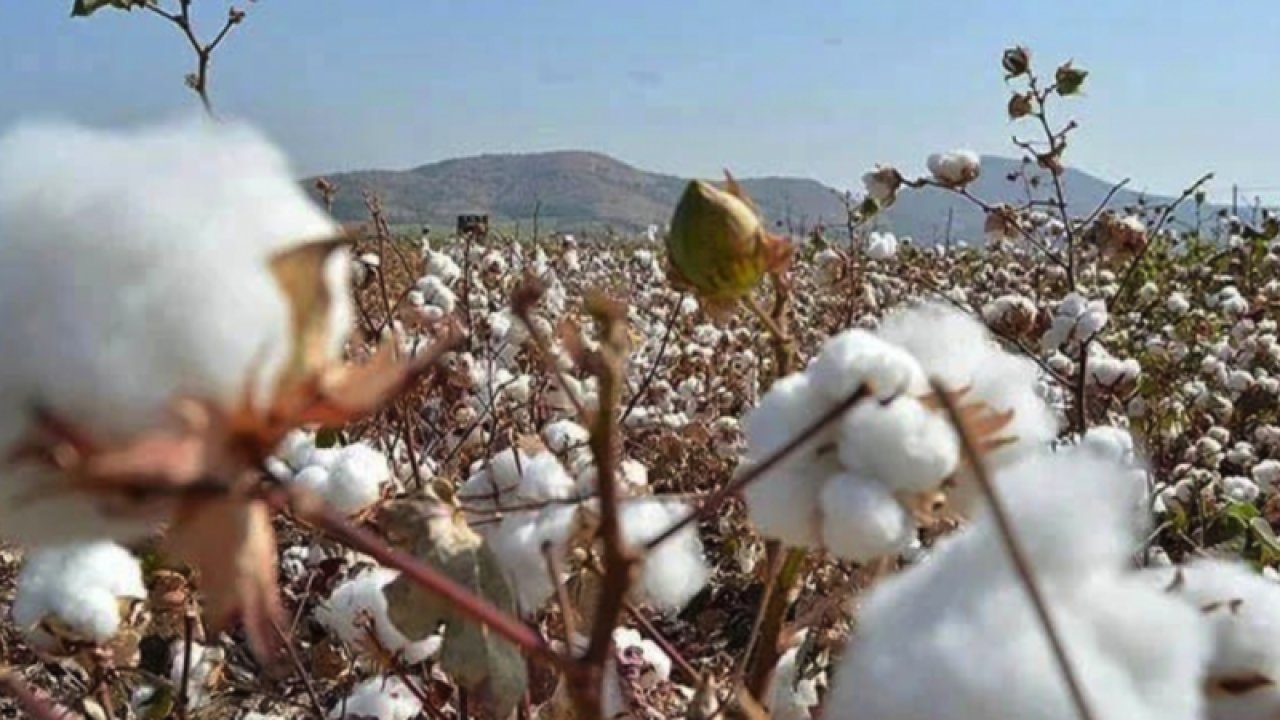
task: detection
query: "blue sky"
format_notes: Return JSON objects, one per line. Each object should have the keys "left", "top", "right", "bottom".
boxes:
{"left": 2, "top": 1, "right": 1276, "bottom": 202}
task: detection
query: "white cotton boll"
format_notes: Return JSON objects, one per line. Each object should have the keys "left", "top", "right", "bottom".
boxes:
{"left": 544, "top": 419, "right": 590, "bottom": 454}
{"left": 12, "top": 541, "right": 146, "bottom": 651}
{"left": 316, "top": 568, "right": 441, "bottom": 663}
{"left": 423, "top": 249, "right": 462, "bottom": 285}
{"left": 1166, "top": 292, "right": 1190, "bottom": 315}
{"left": 619, "top": 500, "right": 709, "bottom": 611}
{"left": 809, "top": 329, "right": 927, "bottom": 401}
{"left": 1252, "top": 460, "right": 1280, "bottom": 488}
{"left": 519, "top": 451, "right": 577, "bottom": 503}
{"left": 1223, "top": 476, "right": 1260, "bottom": 503}
{"left": 876, "top": 303, "right": 1059, "bottom": 469}
{"left": 769, "top": 641, "right": 821, "bottom": 720}
{"left": 819, "top": 473, "right": 913, "bottom": 561}
{"left": 744, "top": 373, "right": 834, "bottom": 460}
{"left": 321, "top": 444, "right": 392, "bottom": 514}
{"left": 484, "top": 508, "right": 579, "bottom": 614}
{"left": 1152, "top": 560, "right": 1280, "bottom": 720}
{"left": 926, "top": 149, "right": 981, "bottom": 186}
{"left": 0, "top": 117, "right": 351, "bottom": 545}
{"left": 1080, "top": 426, "right": 1139, "bottom": 466}
{"left": 742, "top": 455, "right": 833, "bottom": 549}
{"left": 275, "top": 429, "right": 317, "bottom": 470}
{"left": 168, "top": 640, "right": 225, "bottom": 710}
{"left": 328, "top": 677, "right": 423, "bottom": 720}
{"left": 837, "top": 398, "right": 958, "bottom": 492}
{"left": 415, "top": 274, "right": 456, "bottom": 314}
{"left": 866, "top": 231, "right": 898, "bottom": 260}
{"left": 614, "top": 627, "right": 673, "bottom": 685}
{"left": 828, "top": 449, "right": 1210, "bottom": 720}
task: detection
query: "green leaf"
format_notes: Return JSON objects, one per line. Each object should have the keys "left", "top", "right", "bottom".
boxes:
{"left": 380, "top": 501, "right": 528, "bottom": 720}
{"left": 1250, "top": 517, "right": 1280, "bottom": 565}
{"left": 71, "top": 0, "right": 147, "bottom": 18}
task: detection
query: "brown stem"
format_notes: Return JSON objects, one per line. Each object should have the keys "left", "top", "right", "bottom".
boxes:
{"left": 577, "top": 296, "right": 637, "bottom": 717}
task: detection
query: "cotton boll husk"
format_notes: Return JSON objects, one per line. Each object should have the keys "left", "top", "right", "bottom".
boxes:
{"left": 818, "top": 473, "right": 914, "bottom": 561}
{"left": 1149, "top": 559, "right": 1280, "bottom": 720}
{"left": 316, "top": 568, "right": 441, "bottom": 663}
{"left": 827, "top": 449, "right": 1210, "bottom": 720}
{"left": 328, "top": 677, "right": 423, "bottom": 720}
{"left": 12, "top": 541, "right": 146, "bottom": 650}
{"left": 809, "top": 329, "right": 927, "bottom": 401}
{"left": 0, "top": 117, "right": 351, "bottom": 545}
{"left": 619, "top": 500, "right": 709, "bottom": 611}
{"left": 837, "top": 397, "right": 958, "bottom": 492}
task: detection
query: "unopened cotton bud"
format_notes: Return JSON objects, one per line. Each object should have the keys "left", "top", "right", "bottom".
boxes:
{"left": 665, "top": 173, "right": 790, "bottom": 314}
{"left": 1055, "top": 61, "right": 1088, "bottom": 95}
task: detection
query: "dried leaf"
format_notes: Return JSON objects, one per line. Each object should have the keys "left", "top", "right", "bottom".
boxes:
{"left": 381, "top": 502, "right": 528, "bottom": 719}
{"left": 166, "top": 495, "right": 283, "bottom": 664}
{"left": 269, "top": 237, "right": 347, "bottom": 396}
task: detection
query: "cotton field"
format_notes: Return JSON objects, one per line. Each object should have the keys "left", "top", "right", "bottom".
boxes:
{"left": 3, "top": 39, "right": 1280, "bottom": 720}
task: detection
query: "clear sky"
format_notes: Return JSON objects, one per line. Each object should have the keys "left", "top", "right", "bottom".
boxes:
{"left": 2, "top": 1, "right": 1276, "bottom": 202}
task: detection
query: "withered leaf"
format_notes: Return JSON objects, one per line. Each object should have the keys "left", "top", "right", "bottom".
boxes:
{"left": 268, "top": 237, "right": 348, "bottom": 397}
{"left": 166, "top": 494, "right": 283, "bottom": 664}
{"left": 381, "top": 501, "right": 528, "bottom": 719}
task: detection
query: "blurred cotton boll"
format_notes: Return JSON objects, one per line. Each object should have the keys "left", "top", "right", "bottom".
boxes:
{"left": 926, "top": 149, "right": 981, "bottom": 187}
{"left": 827, "top": 448, "right": 1211, "bottom": 720}
{"left": 0, "top": 116, "right": 352, "bottom": 545}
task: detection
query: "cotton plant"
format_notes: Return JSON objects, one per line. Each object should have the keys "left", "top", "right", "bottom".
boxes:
{"left": 11, "top": 541, "right": 147, "bottom": 657}
{"left": 741, "top": 302, "right": 1058, "bottom": 561}
{"left": 826, "top": 448, "right": 1212, "bottom": 720}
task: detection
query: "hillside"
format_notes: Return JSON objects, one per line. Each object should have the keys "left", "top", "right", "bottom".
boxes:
{"left": 309, "top": 151, "right": 1212, "bottom": 242}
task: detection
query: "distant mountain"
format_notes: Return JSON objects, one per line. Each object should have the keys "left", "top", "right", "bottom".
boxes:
{"left": 309, "top": 151, "right": 1213, "bottom": 242}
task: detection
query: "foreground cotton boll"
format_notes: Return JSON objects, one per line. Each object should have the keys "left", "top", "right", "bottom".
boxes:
{"left": 809, "top": 328, "right": 927, "bottom": 401}
{"left": 837, "top": 397, "right": 959, "bottom": 493}
{"left": 619, "top": 499, "right": 710, "bottom": 611}
{"left": 742, "top": 374, "right": 833, "bottom": 547}
{"left": 827, "top": 449, "right": 1211, "bottom": 720}
{"left": 1150, "top": 560, "right": 1280, "bottom": 720}
{"left": 819, "top": 473, "right": 914, "bottom": 560}
{"left": 328, "top": 677, "right": 423, "bottom": 720}
{"left": 316, "top": 568, "right": 441, "bottom": 663}
{"left": 12, "top": 541, "right": 146, "bottom": 653}
{"left": 0, "top": 117, "right": 352, "bottom": 545}
{"left": 876, "top": 302, "right": 1059, "bottom": 476}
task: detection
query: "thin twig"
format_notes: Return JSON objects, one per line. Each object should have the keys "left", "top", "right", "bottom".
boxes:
{"left": 930, "top": 377, "right": 1096, "bottom": 720}
{"left": 271, "top": 618, "right": 326, "bottom": 719}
